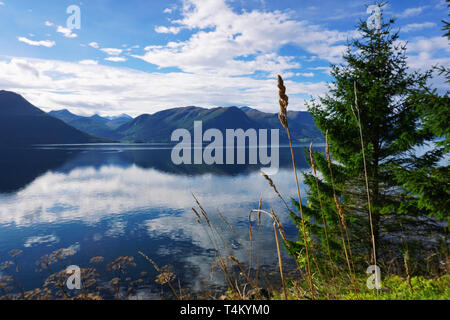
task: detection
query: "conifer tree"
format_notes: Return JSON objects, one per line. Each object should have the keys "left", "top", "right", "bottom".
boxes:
{"left": 289, "top": 9, "right": 445, "bottom": 269}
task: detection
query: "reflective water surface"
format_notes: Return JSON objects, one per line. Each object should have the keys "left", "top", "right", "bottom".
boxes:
{"left": 0, "top": 144, "right": 316, "bottom": 298}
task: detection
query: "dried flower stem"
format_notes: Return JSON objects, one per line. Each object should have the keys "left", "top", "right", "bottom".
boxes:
{"left": 138, "top": 251, "right": 180, "bottom": 299}
{"left": 273, "top": 220, "right": 287, "bottom": 300}
{"left": 325, "top": 131, "right": 357, "bottom": 287}
{"left": 310, "top": 143, "right": 334, "bottom": 277}
{"left": 277, "top": 75, "right": 314, "bottom": 298}
{"left": 352, "top": 82, "right": 378, "bottom": 272}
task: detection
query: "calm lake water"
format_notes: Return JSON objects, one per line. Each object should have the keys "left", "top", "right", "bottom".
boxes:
{"left": 0, "top": 144, "right": 316, "bottom": 298}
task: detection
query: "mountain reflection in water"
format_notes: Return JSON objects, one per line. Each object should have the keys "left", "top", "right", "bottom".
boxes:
{"left": 0, "top": 144, "right": 318, "bottom": 297}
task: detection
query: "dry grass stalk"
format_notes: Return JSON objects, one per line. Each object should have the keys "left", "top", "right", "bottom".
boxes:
{"left": 192, "top": 197, "right": 232, "bottom": 260}
{"left": 273, "top": 220, "right": 287, "bottom": 300}
{"left": 352, "top": 81, "right": 378, "bottom": 270}
{"left": 310, "top": 143, "right": 334, "bottom": 276}
{"left": 277, "top": 75, "right": 315, "bottom": 298}
{"left": 193, "top": 196, "right": 254, "bottom": 299}
{"left": 211, "top": 257, "right": 240, "bottom": 298}
{"left": 249, "top": 208, "right": 290, "bottom": 249}
{"left": 254, "top": 197, "right": 263, "bottom": 286}
{"left": 325, "top": 131, "right": 357, "bottom": 285}
{"left": 8, "top": 249, "right": 25, "bottom": 299}
{"left": 192, "top": 194, "right": 211, "bottom": 227}
{"left": 249, "top": 207, "right": 305, "bottom": 295}
{"left": 257, "top": 197, "right": 262, "bottom": 229}
{"left": 229, "top": 256, "right": 261, "bottom": 299}
{"left": 248, "top": 197, "right": 263, "bottom": 276}
{"left": 138, "top": 251, "right": 180, "bottom": 299}
{"left": 334, "top": 194, "right": 347, "bottom": 228}
{"left": 404, "top": 251, "right": 414, "bottom": 295}
{"left": 261, "top": 171, "right": 290, "bottom": 210}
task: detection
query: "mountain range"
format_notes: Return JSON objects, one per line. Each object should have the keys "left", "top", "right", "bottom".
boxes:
{"left": 0, "top": 90, "right": 323, "bottom": 146}
{"left": 48, "top": 110, "right": 132, "bottom": 140}
{"left": 0, "top": 91, "right": 107, "bottom": 146}
{"left": 114, "top": 106, "right": 323, "bottom": 143}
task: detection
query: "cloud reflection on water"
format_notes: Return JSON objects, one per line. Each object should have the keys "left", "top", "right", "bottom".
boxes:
{"left": 0, "top": 147, "right": 310, "bottom": 294}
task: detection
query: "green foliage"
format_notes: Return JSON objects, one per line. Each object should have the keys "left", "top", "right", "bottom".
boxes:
{"left": 388, "top": 2, "right": 450, "bottom": 226}
{"left": 117, "top": 106, "right": 323, "bottom": 143}
{"left": 342, "top": 275, "right": 450, "bottom": 300}
{"left": 287, "top": 7, "right": 449, "bottom": 273}
{"left": 270, "top": 274, "right": 450, "bottom": 300}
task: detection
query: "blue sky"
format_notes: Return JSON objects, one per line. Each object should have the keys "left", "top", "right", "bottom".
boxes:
{"left": 0, "top": 0, "right": 448, "bottom": 116}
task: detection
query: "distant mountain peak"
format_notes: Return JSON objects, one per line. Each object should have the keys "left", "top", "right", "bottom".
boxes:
{"left": 0, "top": 90, "right": 30, "bottom": 104}
{"left": 90, "top": 114, "right": 108, "bottom": 122}
{"left": 239, "top": 106, "right": 260, "bottom": 113}
{"left": 0, "top": 90, "right": 45, "bottom": 117}
{"left": 50, "top": 109, "right": 76, "bottom": 115}
{"left": 105, "top": 113, "right": 133, "bottom": 121}
{"left": 0, "top": 91, "right": 108, "bottom": 145}
{"left": 0, "top": 90, "right": 23, "bottom": 97}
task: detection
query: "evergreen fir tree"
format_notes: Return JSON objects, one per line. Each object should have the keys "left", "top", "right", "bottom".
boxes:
{"left": 289, "top": 9, "right": 447, "bottom": 271}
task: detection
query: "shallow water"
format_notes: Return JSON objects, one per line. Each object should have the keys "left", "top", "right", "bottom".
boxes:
{"left": 0, "top": 144, "right": 315, "bottom": 298}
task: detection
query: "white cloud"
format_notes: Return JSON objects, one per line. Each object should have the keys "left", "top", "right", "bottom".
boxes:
{"left": 164, "top": 8, "right": 173, "bottom": 14}
{"left": 398, "top": 7, "right": 426, "bottom": 18}
{"left": 155, "top": 26, "right": 182, "bottom": 34}
{"left": 56, "top": 25, "right": 77, "bottom": 38}
{"left": 17, "top": 37, "right": 55, "bottom": 48}
{"left": 101, "top": 48, "right": 123, "bottom": 56}
{"left": 0, "top": 165, "right": 298, "bottom": 232}
{"left": 143, "top": 0, "right": 355, "bottom": 77}
{"left": 79, "top": 59, "right": 98, "bottom": 65}
{"left": 402, "top": 22, "right": 437, "bottom": 33}
{"left": 406, "top": 37, "right": 450, "bottom": 54}
{"left": 105, "top": 56, "right": 127, "bottom": 62}
{"left": 45, "top": 21, "right": 77, "bottom": 38}
{"left": 0, "top": 163, "right": 295, "bottom": 279}
{"left": 397, "top": 37, "right": 450, "bottom": 91}
{"left": 0, "top": 57, "right": 326, "bottom": 115}
{"left": 297, "top": 72, "right": 315, "bottom": 77}
{"left": 309, "top": 66, "right": 332, "bottom": 75}
{"left": 0, "top": 2, "right": 4, "bottom": 6}
{"left": 435, "top": 0, "right": 447, "bottom": 9}
{"left": 7, "top": 1, "right": 444, "bottom": 116}
{"left": 24, "top": 234, "right": 59, "bottom": 248}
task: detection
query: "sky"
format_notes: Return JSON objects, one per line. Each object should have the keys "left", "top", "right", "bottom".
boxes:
{"left": 0, "top": 0, "right": 448, "bottom": 117}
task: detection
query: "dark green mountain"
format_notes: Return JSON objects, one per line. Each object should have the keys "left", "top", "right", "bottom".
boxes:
{"left": 240, "top": 106, "right": 323, "bottom": 143}
{"left": 48, "top": 109, "right": 82, "bottom": 123}
{"left": 116, "top": 106, "right": 323, "bottom": 143}
{"left": 47, "top": 104, "right": 322, "bottom": 143}
{"left": 104, "top": 114, "right": 133, "bottom": 130}
{"left": 0, "top": 91, "right": 107, "bottom": 146}
{"left": 116, "top": 106, "right": 260, "bottom": 143}
{"left": 49, "top": 110, "right": 131, "bottom": 140}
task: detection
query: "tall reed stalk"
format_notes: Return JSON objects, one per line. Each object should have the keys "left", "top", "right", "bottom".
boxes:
{"left": 277, "top": 75, "right": 314, "bottom": 298}
{"left": 309, "top": 142, "right": 334, "bottom": 277}
{"left": 248, "top": 208, "right": 291, "bottom": 299}
{"left": 352, "top": 82, "right": 378, "bottom": 269}
{"left": 272, "top": 215, "right": 287, "bottom": 299}
{"left": 325, "top": 132, "right": 357, "bottom": 286}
